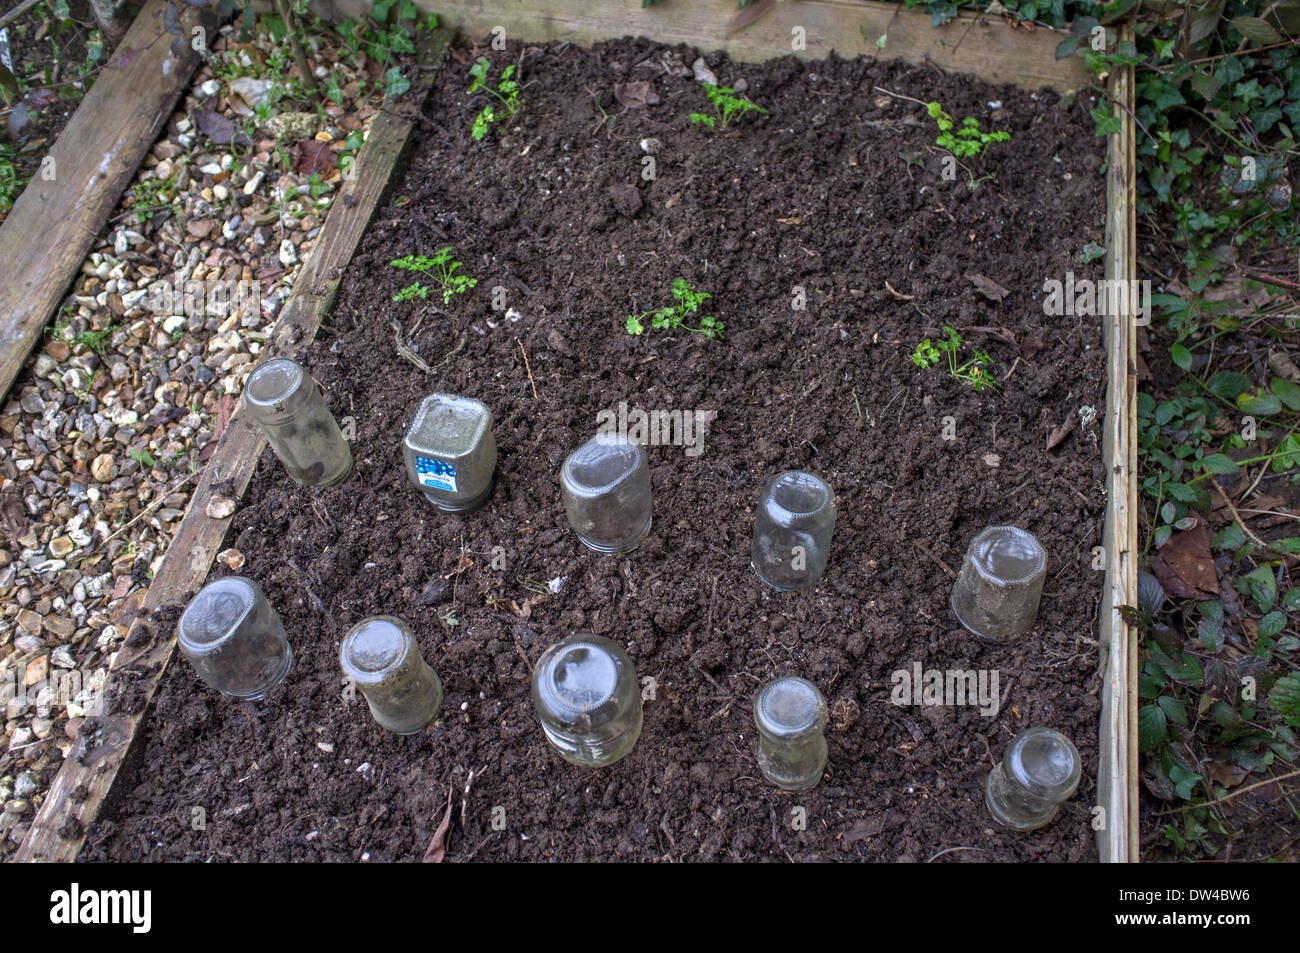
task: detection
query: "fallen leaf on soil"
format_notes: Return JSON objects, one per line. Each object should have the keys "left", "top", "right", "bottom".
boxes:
{"left": 1154, "top": 519, "right": 1218, "bottom": 599}
{"left": 965, "top": 272, "right": 1010, "bottom": 303}
{"left": 193, "top": 108, "right": 253, "bottom": 148}
{"left": 1046, "top": 411, "right": 1078, "bottom": 451}
{"left": 422, "top": 784, "right": 454, "bottom": 863}
{"left": 841, "top": 815, "right": 884, "bottom": 846}
{"left": 614, "top": 81, "right": 659, "bottom": 108}
{"left": 294, "top": 138, "right": 337, "bottom": 175}
{"left": 1206, "top": 760, "right": 1250, "bottom": 789}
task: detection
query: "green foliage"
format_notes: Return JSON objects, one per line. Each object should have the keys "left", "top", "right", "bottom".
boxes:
{"left": 626, "top": 279, "right": 724, "bottom": 340}
{"left": 468, "top": 59, "right": 521, "bottom": 140}
{"left": 689, "top": 83, "right": 767, "bottom": 131}
{"left": 911, "top": 326, "right": 999, "bottom": 391}
{"left": 390, "top": 249, "right": 477, "bottom": 305}
{"left": 925, "top": 101, "right": 1011, "bottom": 159}
{"left": 0, "top": 143, "right": 18, "bottom": 217}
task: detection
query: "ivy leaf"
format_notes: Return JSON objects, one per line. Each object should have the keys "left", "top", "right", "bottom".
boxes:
{"left": 1055, "top": 35, "right": 1081, "bottom": 60}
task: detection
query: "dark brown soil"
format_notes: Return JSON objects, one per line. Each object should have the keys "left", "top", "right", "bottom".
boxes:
{"left": 84, "top": 37, "right": 1109, "bottom": 862}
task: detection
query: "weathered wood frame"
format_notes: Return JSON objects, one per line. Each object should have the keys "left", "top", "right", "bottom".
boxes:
{"left": 14, "top": 5, "right": 1138, "bottom": 863}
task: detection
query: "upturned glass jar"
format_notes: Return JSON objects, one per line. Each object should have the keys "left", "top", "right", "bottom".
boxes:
{"left": 402, "top": 393, "right": 496, "bottom": 514}
{"left": 985, "top": 726, "right": 1082, "bottom": 831}
{"left": 751, "top": 471, "right": 836, "bottom": 591}
{"left": 340, "top": 615, "right": 442, "bottom": 734}
{"left": 531, "top": 633, "right": 642, "bottom": 768}
{"left": 560, "top": 433, "right": 653, "bottom": 553}
{"left": 177, "top": 576, "right": 292, "bottom": 700}
{"left": 950, "top": 525, "right": 1047, "bottom": 642}
{"left": 753, "top": 676, "right": 828, "bottom": 791}
{"left": 244, "top": 358, "right": 352, "bottom": 487}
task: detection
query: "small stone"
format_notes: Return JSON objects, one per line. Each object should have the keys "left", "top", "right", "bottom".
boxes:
{"left": 7, "top": 728, "right": 33, "bottom": 751}
{"left": 13, "top": 773, "right": 37, "bottom": 799}
{"left": 163, "top": 314, "right": 187, "bottom": 336}
{"left": 16, "top": 608, "right": 42, "bottom": 634}
{"left": 733, "top": 77, "right": 749, "bottom": 93}
{"left": 692, "top": 57, "right": 718, "bottom": 86}
{"left": 91, "top": 454, "right": 116, "bottom": 482}
{"left": 278, "top": 239, "right": 298, "bottom": 266}
{"left": 20, "top": 390, "right": 44, "bottom": 415}
{"left": 43, "top": 616, "right": 75, "bottom": 640}
{"left": 207, "top": 497, "right": 236, "bottom": 519}
{"left": 983, "top": 453, "right": 1001, "bottom": 468}
{"left": 24, "top": 655, "right": 48, "bottom": 687}
{"left": 14, "top": 634, "right": 42, "bottom": 654}
{"left": 639, "top": 137, "right": 662, "bottom": 155}
{"left": 51, "top": 646, "right": 76, "bottom": 669}
{"left": 217, "top": 548, "right": 245, "bottom": 570}
{"left": 46, "top": 340, "right": 71, "bottom": 361}
{"left": 4, "top": 799, "right": 30, "bottom": 815}
{"left": 48, "top": 537, "right": 75, "bottom": 558}
{"left": 200, "top": 78, "right": 221, "bottom": 97}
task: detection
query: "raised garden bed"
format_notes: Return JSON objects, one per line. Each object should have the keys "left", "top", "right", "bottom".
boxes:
{"left": 72, "top": 33, "right": 1123, "bottom": 862}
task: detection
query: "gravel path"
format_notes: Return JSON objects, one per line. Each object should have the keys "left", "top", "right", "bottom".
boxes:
{"left": 0, "top": 20, "right": 394, "bottom": 855}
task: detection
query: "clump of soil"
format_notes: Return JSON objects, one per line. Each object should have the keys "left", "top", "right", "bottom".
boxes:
{"left": 84, "top": 37, "right": 1109, "bottom": 862}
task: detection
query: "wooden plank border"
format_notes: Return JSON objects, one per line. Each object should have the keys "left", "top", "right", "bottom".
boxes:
{"left": 1095, "top": 23, "right": 1139, "bottom": 864}
{"left": 12, "top": 28, "right": 452, "bottom": 864}
{"left": 0, "top": 0, "right": 214, "bottom": 403}
{"left": 306, "top": 0, "right": 1087, "bottom": 93}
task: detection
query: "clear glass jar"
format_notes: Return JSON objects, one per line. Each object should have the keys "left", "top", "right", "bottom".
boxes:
{"left": 950, "top": 525, "right": 1047, "bottom": 642}
{"left": 244, "top": 358, "right": 352, "bottom": 487}
{"left": 403, "top": 393, "right": 496, "bottom": 514}
{"left": 177, "top": 576, "right": 292, "bottom": 700}
{"left": 754, "top": 676, "right": 828, "bottom": 791}
{"left": 985, "top": 726, "right": 1081, "bottom": 831}
{"left": 531, "top": 633, "right": 642, "bottom": 767}
{"left": 751, "top": 470, "right": 836, "bottom": 591}
{"left": 340, "top": 615, "right": 442, "bottom": 735}
{"left": 560, "top": 433, "right": 652, "bottom": 553}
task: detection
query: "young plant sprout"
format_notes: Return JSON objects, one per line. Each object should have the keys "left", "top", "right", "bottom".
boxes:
{"left": 531, "top": 634, "right": 643, "bottom": 768}
{"left": 390, "top": 249, "right": 477, "bottom": 305}
{"left": 985, "top": 727, "right": 1081, "bottom": 831}
{"left": 626, "top": 278, "right": 724, "bottom": 339}
{"left": 751, "top": 470, "right": 836, "bottom": 591}
{"left": 950, "top": 525, "right": 1047, "bottom": 642}
{"left": 467, "top": 57, "right": 521, "bottom": 140}
{"left": 560, "top": 433, "right": 653, "bottom": 553}
{"left": 402, "top": 393, "right": 496, "bottom": 514}
{"left": 689, "top": 82, "right": 766, "bottom": 131}
{"left": 244, "top": 358, "right": 353, "bottom": 487}
{"left": 177, "top": 577, "right": 292, "bottom": 700}
{"left": 340, "top": 616, "right": 443, "bottom": 735}
{"left": 926, "top": 101, "right": 1011, "bottom": 159}
{"left": 754, "top": 676, "right": 828, "bottom": 791}
{"left": 911, "top": 326, "right": 1000, "bottom": 391}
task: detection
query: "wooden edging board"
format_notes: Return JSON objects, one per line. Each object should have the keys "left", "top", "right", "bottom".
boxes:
{"left": 12, "top": 27, "right": 452, "bottom": 864}
{"left": 0, "top": 0, "right": 214, "bottom": 404}
{"left": 15, "top": 9, "right": 1139, "bottom": 863}
{"left": 308, "top": 0, "right": 1088, "bottom": 93}
{"left": 1095, "top": 25, "right": 1140, "bottom": 864}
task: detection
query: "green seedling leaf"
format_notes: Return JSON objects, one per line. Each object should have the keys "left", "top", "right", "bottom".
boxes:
{"left": 1139, "top": 703, "right": 1169, "bottom": 752}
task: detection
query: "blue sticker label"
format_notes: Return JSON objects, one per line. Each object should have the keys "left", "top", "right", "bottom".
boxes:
{"left": 416, "top": 456, "right": 458, "bottom": 493}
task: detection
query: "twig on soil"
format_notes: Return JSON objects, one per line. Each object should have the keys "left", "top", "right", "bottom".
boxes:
{"left": 517, "top": 337, "right": 538, "bottom": 399}
{"left": 287, "top": 558, "right": 326, "bottom": 613}
{"left": 391, "top": 320, "right": 433, "bottom": 373}
{"left": 460, "top": 767, "right": 481, "bottom": 829}
{"left": 872, "top": 85, "right": 929, "bottom": 108}
{"left": 912, "top": 540, "right": 955, "bottom": 578}
{"left": 927, "top": 845, "right": 986, "bottom": 863}
{"left": 1208, "top": 476, "right": 1267, "bottom": 548}
{"left": 0, "top": 0, "right": 42, "bottom": 30}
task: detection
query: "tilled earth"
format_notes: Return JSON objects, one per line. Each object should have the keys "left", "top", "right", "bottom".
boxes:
{"left": 85, "top": 37, "right": 1110, "bottom": 862}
